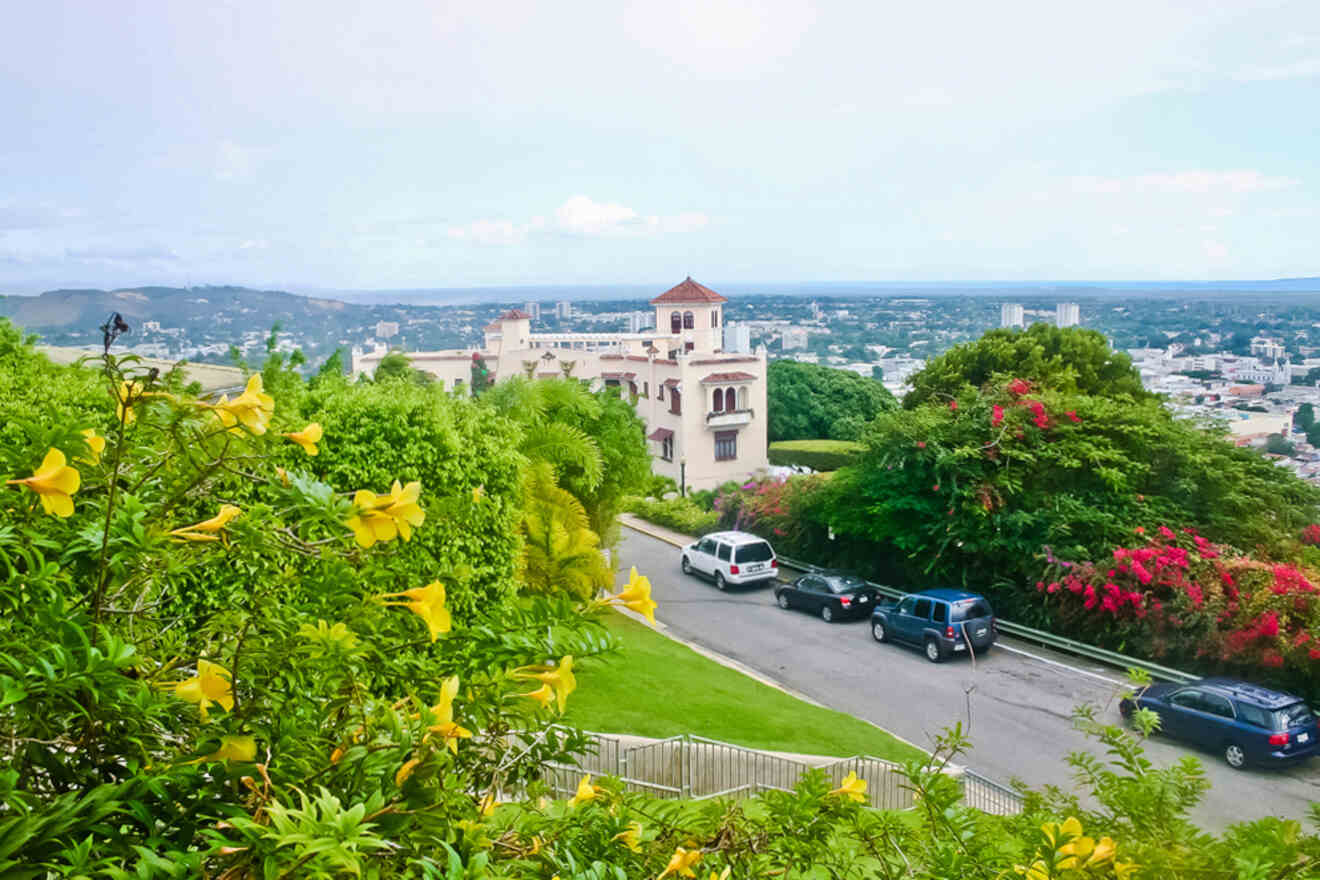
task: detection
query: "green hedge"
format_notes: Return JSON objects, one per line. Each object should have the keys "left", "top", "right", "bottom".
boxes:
{"left": 768, "top": 439, "right": 865, "bottom": 472}
{"left": 623, "top": 495, "right": 719, "bottom": 537}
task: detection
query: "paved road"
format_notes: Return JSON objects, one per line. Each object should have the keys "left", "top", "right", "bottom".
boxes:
{"left": 616, "top": 527, "right": 1320, "bottom": 830}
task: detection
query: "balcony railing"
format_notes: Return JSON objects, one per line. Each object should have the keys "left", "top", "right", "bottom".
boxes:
{"left": 705, "top": 408, "right": 753, "bottom": 427}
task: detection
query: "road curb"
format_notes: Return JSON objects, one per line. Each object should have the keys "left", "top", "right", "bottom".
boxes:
{"left": 617, "top": 519, "right": 934, "bottom": 760}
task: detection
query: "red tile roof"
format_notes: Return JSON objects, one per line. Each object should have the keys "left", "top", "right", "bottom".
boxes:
{"left": 500, "top": 309, "right": 532, "bottom": 320}
{"left": 662, "top": 378, "right": 681, "bottom": 387}
{"left": 689, "top": 356, "right": 758, "bottom": 365}
{"left": 601, "top": 372, "right": 623, "bottom": 380}
{"left": 700, "top": 371, "right": 757, "bottom": 383}
{"left": 647, "top": 427, "right": 674, "bottom": 441}
{"left": 649, "top": 276, "right": 728, "bottom": 305}
{"left": 483, "top": 322, "right": 502, "bottom": 331}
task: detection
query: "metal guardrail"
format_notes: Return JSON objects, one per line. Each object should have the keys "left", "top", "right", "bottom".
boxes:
{"left": 774, "top": 554, "right": 1199, "bottom": 685}
{"left": 961, "top": 768, "right": 1026, "bottom": 815}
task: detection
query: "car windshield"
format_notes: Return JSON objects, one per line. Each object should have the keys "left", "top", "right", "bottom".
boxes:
{"left": 735, "top": 542, "right": 773, "bottom": 563}
{"left": 951, "top": 599, "right": 992, "bottom": 621}
{"left": 827, "top": 575, "right": 865, "bottom": 593}
{"left": 1275, "top": 702, "right": 1316, "bottom": 730}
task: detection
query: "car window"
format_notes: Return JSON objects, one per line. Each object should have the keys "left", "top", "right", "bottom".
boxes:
{"left": 735, "top": 542, "right": 774, "bottom": 563}
{"left": 931, "top": 602, "right": 948, "bottom": 624}
{"left": 809, "top": 578, "right": 830, "bottom": 593}
{"left": 951, "top": 599, "right": 992, "bottom": 621}
{"left": 896, "top": 596, "right": 916, "bottom": 615}
{"left": 827, "top": 577, "right": 863, "bottom": 594}
{"left": 1275, "top": 702, "right": 1316, "bottom": 730}
{"left": 912, "top": 598, "right": 932, "bottom": 620}
{"left": 1170, "top": 689, "right": 1204, "bottom": 711}
{"left": 716, "top": 543, "right": 732, "bottom": 562}
{"left": 698, "top": 538, "right": 717, "bottom": 554}
{"left": 1202, "top": 693, "right": 1234, "bottom": 719}
{"left": 1236, "top": 703, "right": 1272, "bottom": 729}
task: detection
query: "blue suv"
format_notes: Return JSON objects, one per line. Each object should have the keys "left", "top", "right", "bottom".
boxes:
{"left": 1120, "top": 677, "right": 1320, "bottom": 769}
{"left": 870, "top": 588, "right": 996, "bottom": 662}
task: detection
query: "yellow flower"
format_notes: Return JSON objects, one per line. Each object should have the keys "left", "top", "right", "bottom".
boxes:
{"left": 169, "top": 504, "right": 242, "bottom": 542}
{"left": 330, "top": 746, "right": 345, "bottom": 764}
{"left": 1059, "top": 816, "right": 1083, "bottom": 838}
{"left": 612, "top": 822, "right": 642, "bottom": 852}
{"left": 609, "top": 566, "right": 658, "bottom": 625}
{"left": 282, "top": 422, "right": 323, "bottom": 455}
{"left": 395, "top": 757, "right": 421, "bottom": 787}
{"left": 275, "top": 466, "right": 291, "bottom": 486}
{"left": 512, "top": 656, "right": 576, "bottom": 713}
{"left": 164, "top": 659, "right": 234, "bottom": 720}
{"left": 116, "top": 380, "right": 142, "bottom": 424}
{"left": 657, "top": 846, "right": 701, "bottom": 880}
{"left": 345, "top": 480, "right": 425, "bottom": 548}
{"left": 518, "top": 683, "right": 556, "bottom": 710}
{"left": 377, "top": 580, "right": 451, "bottom": 642}
{"left": 568, "top": 774, "right": 601, "bottom": 808}
{"left": 201, "top": 734, "right": 257, "bottom": 763}
{"left": 708, "top": 870, "right": 730, "bottom": 880}
{"left": 80, "top": 429, "right": 105, "bottom": 464}
{"left": 829, "top": 771, "right": 867, "bottom": 803}
{"left": 527, "top": 835, "right": 543, "bottom": 855}
{"left": 472, "top": 484, "right": 485, "bottom": 503}
{"left": 1087, "top": 837, "right": 1116, "bottom": 867}
{"left": 211, "top": 374, "right": 275, "bottom": 435}
{"left": 420, "top": 676, "right": 472, "bottom": 753}
{"left": 7, "top": 448, "right": 80, "bottom": 518}
{"left": 478, "top": 792, "right": 499, "bottom": 817}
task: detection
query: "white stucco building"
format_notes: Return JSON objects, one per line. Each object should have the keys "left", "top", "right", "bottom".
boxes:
{"left": 352, "top": 278, "right": 770, "bottom": 491}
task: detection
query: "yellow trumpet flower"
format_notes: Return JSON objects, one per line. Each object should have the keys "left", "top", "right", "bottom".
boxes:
{"left": 419, "top": 676, "right": 472, "bottom": 753}
{"left": 472, "top": 484, "right": 485, "bottom": 503}
{"left": 1087, "top": 836, "right": 1117, "bottom": 866}
{"left": 609, "top": 566, "right": 657, "bottom": 625}
{"left": 169, "top": 504, "right": 242, "bottom": 542}
{"left": 199, "top": 734, "right": 257, "bottom": 763}
{"left": 116, "top": 380, "right": 143, "bottom": 424}
{"left": 512, "top": 656, "right": 576, "bottom": 713}
{"left": 517, "top": 683, "right": 556, "bottom": 710}
{"left": 611, "top": 822, "right": 642, "bottom": 852}
{"left": 163, "top": 659, "right": 234, "bottom": 720}
{"left": 282, "top": 422, "right": 323, "bottom": 456}
{"left": 80, "top": 429, "right": 105, "bottom": 464}
{"left": 657, "top": 846, "right": 702, "bottom": 880}
{"left": 211, "top": 374, "right": 275, "bottom": 435}
{"left": 377, "top": 580, "right": 451, "bottom": 642}
{"left": 6, "top": 448, "right": 80, "bottom": 518}
{"left": 829, "top": 771, "right": 867, "bottom": 803}
{"left": 345, "top": 480, "right": 425, "bottom": 548}
{"left": 568, "top": 774, "right": 601, "bottom": 808}
{"left": 395, "top": 757, "right": 421, "bottom": 787}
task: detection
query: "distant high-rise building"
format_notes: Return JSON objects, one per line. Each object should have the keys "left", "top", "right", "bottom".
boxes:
{"left": 375, "top": 321, "right": 400, "bottom": 340}
{"left": 1056, "top": 303, "right": 1080, "bottom": 328}
{"left": 524, "top": 301, "right": 542, "bottom": 320}
{"left": 627, "top": 311, "right": 653, "bottom": 333}
{"left": 782, "top": 327, "right": 809, "bottom": 350}
{"left": 722, "top": 321, "right": 751, "bottom": 353}
{"left": 1000, "top": 303, "right": 1024, "bottom": 328}
{"left": 555, "top": 301, "right": 573, "bottom": 320}
{"left": 1250, "top": 336, "right": 1286, "bottom": 360}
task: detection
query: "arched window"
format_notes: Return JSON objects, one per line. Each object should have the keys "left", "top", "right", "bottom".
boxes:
{"left": 726, "top": 386, "right": 737, "bottom": 411}
{"left": 683, "top": 311, "right": 694, "bottom": 329}
{"left": 670, "top": 311, "right": 681, "bottom": 333}
{"left": 712, "top": 388, "right": 724, "bottom": 412}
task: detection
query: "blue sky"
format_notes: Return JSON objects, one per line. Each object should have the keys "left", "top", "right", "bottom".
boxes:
{"left": 1, "top": 0, "right": 1318, "bottom": 291}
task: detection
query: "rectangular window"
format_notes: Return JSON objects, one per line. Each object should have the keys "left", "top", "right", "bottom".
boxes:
{"left": 669, "top": 389, "right": 681, "bottom": 415}
{"left": 714, "top": 430, "right": 737, "bottom": 461}
{"left": 932, "top": 602, "right": 948, "bottom": 624}
{"left": 712, "top": 312, "right": 719, "bottom": 328}
{"left": 660, "top": 436, "right": 673, "bottom": 461}
{"left": 643, "top": 381, "right": 648, "bottom": 396}
{"left": 716, "top": 544, "right": 731, "bottom": 561}
{"left": 658, "top": 384, "right": 665, "bottom": 401}
{"left": 912, "top": 598, "right": 932, "bottom": 620}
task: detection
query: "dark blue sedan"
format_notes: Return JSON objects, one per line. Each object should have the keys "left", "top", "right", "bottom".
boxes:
{"left": 1120, "top": 677, "right": 1320, "bottom": 769}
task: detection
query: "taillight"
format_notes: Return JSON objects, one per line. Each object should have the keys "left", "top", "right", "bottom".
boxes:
{"left": 839, "top": 596, "right": 851, "bottom": 608}
{"left": 770, "top": 559, "right": 778, "bottom": 568}
{"left": 1269, "top": 732, "right": 1290, "bottom": 746}
{"left": 729, "top": 565, "right": 740, "bottom": 575}
{"left": 945, "top": 626, "right": 955, "bottom": 639}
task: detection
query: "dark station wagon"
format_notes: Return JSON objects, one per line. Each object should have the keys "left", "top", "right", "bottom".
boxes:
{"left": 870, "top": 588, "right": 997, "bottom": 662}
{"left": 1120, "top": 677, "right": 1320, "bottom": 769}
{"left": 773, "top": 570, "right": 879, "bottom": 622}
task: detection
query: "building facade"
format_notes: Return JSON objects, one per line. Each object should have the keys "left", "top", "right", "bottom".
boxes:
{"left": 782, "top": 327, "right": 809, "bottom": 350}
{"left": 722, "top": 321, "right": 751, "bottom": 353}
{"left": 524, "top": 301, "right": 542, "bottom": 320}
{"left": 351, "top": 278, "right": 770, "bottom": 491}
{"left": 1000, "top": 303, "right": 1024, "bottom": 328}
{"left": 1056, "top": 302, "right": 1080, "bottom": 328}
{"left": 555, "top": 301, "right": 573, "bottom": 320}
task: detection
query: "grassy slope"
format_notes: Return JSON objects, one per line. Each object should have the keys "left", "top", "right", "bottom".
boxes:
{"left": 563, "top": 612, "right": 926, "bottom": 764}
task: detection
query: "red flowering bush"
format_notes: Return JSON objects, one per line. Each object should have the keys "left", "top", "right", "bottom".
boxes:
{"left": 1302, "top": 524, "right": 1320, "bottom": 546}
{"left": 1039, "top": 527, "right": 1320, "bottom": 695}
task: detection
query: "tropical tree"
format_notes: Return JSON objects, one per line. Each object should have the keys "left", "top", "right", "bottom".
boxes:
{"left": 519, "top": 461, "right": 612, "bottom": 599}
{"left": 767, "top": 360, "right": 896, "bottom": 442}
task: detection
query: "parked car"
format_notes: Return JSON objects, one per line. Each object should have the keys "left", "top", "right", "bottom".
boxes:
{"left": 870, "top": 589, "right": 996, "bottom": 662}
{"left": 1119, "top": 677, "right": 1320, "bottom": 769}
{"left": 774, "top": 570, "right": 878, "bottom": 622}
{"left": 680, "top": 531, "right": 778, "bottom": 590}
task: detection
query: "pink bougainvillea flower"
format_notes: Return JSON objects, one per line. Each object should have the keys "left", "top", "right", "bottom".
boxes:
{"left": 1065, "top": 410, "right": 1081, "bottom": 423}
{"left": 916, "top": 441, "right": 926, "bottom": 449}
{"left": 991, "top": 405, "right": 1004, "bottom": 427}
{"left": 1007, "top": 378, "right": 1031, "bottom": 396}
{"left": 948, "top": 400, "right": 958, "bottom": 411}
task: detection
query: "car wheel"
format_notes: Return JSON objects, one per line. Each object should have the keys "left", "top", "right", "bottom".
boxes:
{"left": 1224, "top": 741, "right": 1247, "bottom": 770}
{"left": 821, "top": 604, "right": 834, "bottom": 623}
{"left": 776, "top": 591, "right": 790, "bottom": 610}
{"left": 924, "top": 638, "right": 944, "bottom": 663}
{"left": 872, "top": 620, "right": 888, "bottom": 643}
{"left": 681, "top": 557, "right": 692, "bottom": 575}
{"left": 714, "top": 572, "right": 727, "bottom": 591}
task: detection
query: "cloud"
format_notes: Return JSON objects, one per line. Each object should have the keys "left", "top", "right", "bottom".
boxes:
{"left": 1070, "top": 170, "right": 1300, "bottom": 195}
{"left": 553, "top": 195, "right": 708, "bottom": 238}
{"left": 446, "top": 219, "right": 526, "bottom": 246}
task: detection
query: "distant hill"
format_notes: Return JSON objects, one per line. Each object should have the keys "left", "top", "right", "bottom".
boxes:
{"left": 0, "top": 285, "right": 347, "bottom": 331}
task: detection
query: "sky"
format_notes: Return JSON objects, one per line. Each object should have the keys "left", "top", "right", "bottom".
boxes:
{"left": 1, "top": 0, "right": 1318, "bottom": 291}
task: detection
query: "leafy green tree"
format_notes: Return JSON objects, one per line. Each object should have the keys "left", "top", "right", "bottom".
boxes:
{"left": 374, "top": 350, "right": 418, "bottom": 382}
{"left": 1296, "top": 402, "right": 1315, "bottom": 432}
{"left": 519, "top": 461, "right": 612, "bottom": 599}
{"left": 470, "top": 353, "right": 493, "bottom": 395}
{"left": 1265, "top": 433, "right": 1296, "bottom": 456}
{"left": 903, "top": 324, "right": 1151, "bottom": 408}
{"left": 767, "top": 360, "right": 896, "bottom": 442}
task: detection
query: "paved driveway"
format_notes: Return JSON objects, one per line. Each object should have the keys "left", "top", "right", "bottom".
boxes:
{"left": 616, "top": 527, "right": 1320, "bottom": 830}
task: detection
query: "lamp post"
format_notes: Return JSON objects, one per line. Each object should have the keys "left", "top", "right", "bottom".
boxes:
{"left": 680, "top": 456, "right": 687, "bottom": 498}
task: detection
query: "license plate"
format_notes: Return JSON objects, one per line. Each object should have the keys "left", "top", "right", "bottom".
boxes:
{"left": 746, "top": 563, "right": 763, "bottom": 572}
{"left": 1301, "top": 733, "right": 1310, "bottom": 743}
{"left": 976, "top": 628, "right": 987, "bottom": 638}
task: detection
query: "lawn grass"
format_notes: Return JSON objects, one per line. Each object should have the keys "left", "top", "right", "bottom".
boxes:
{"left": 562, "top": 611, "right": 927, "bottom": 764}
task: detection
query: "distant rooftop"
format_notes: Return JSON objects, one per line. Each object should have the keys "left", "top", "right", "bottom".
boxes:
{"left": 649, "top": 277, "right": 728, "bottom": 306}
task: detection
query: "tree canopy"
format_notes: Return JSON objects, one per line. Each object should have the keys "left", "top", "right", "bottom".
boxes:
{"left": 767, "top": 360, "right": 896, "bottom": 442}
{"left": 903, "top": 324, "right": 1151, "bottom": 408}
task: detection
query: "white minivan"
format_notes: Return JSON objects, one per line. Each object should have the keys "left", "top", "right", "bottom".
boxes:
{"left": 680, "top": 531, "right": 778, "bottom": 590}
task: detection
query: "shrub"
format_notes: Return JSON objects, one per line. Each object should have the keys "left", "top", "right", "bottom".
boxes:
{"left": 623, "top": 495, "right": 719, "bottom": 536}
{"left": 769, "top": 439, "right": 865, "bottom": 471}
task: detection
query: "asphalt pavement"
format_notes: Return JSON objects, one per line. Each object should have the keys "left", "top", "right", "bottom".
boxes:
{"left": 615, "top": 525, "right": 1320, "bottom": 830}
